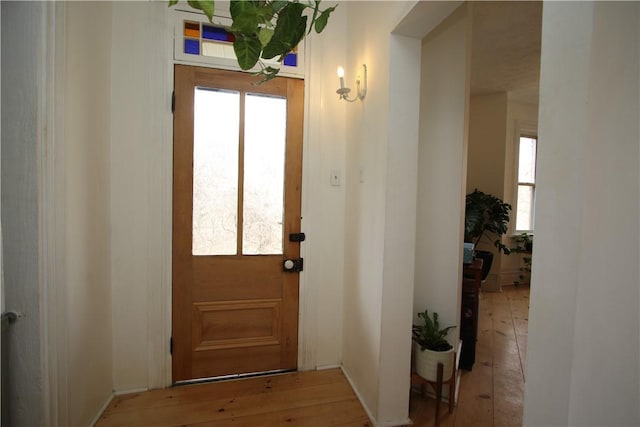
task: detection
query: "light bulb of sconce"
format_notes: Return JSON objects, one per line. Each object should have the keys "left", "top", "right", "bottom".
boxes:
{"left": 337, "top": 66, "right": 345, "bottom": 89}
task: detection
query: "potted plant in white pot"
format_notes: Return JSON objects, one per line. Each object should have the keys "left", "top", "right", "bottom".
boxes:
{"left": 412, "top": 310, "right": 456, "bottom": 382}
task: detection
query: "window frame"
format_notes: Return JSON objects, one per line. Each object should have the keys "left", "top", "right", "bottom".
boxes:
{"left": 513, "top": 122, "right": 538, "bottom": 234}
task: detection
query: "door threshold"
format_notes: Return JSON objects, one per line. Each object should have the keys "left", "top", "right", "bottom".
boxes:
{"left": 173, "top": 369, "right": 296, "bottom": 387}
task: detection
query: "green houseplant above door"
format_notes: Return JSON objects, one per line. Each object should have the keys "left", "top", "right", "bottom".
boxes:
{"left": 168, "top": 0, "right": 337, "bottom": 82}
{"left": 464, "top": 189, "right": 512, "bottom": 280}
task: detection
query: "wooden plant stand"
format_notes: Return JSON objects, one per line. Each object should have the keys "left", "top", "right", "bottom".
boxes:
{"left": 411, "top": 355, "right": 456, "bottom": 426}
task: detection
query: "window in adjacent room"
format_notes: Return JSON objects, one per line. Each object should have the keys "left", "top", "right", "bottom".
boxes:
{"left": 515, "top": 135, "right": 537, "bottom": 232}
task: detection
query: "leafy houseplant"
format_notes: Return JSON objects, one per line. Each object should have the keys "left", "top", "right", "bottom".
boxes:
{"left": 412, "top": 310, "right": 455, "bottom": 352}
{"left": 412, "top": 310, "right": 456, "bottom": 382}
{"left": 169, "top": 0, "right": 337, "bottom": 83}
{"left": 510, "top": 232, "right": 533, "bottom": 285}
{"left": 464, "top": 189, "right": 512, "bottom": 279}
{"left": 464, "top": 189, "right": 512, "bottom": 253}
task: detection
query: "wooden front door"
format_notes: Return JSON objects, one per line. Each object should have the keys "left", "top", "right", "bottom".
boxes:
{"left": 172, "top": 65, "right": 304, "bottom": 382}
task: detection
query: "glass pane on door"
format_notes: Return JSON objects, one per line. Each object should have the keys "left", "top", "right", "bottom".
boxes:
{"left": 242, "top": 93, "right": 287, "bottom": 255}
{"left": 192, "top": 88, "right": 240, "bottom": 255}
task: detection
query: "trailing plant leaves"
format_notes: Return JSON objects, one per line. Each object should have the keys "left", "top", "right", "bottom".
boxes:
{"left": 271, "top": 1, "right": 288, "bottom": 14}
{"left": 308, "top": 0, "right": 320, "bottom": 34}
{"left": 262, "top": 2, "right": 307, "bottom": 59}
{"left": 187, "top": 0, "right": 215, "bottom": 22}
{"left": 258, "top": 27, "right": 274, "bottom": 47}
{"left": 169, "top": 0, "right": 336, "bottom": 83}
{"left": 234, "top": 34, "right": 262, "bottom": 70}
{"left": 253, "top": 64, "right": 280, "bottom": 84}
{"left": 230, "top": 1, "right": 261, "bottom": 34}
{"left": 314, "top": 6, "right": 336, "bottom": 34}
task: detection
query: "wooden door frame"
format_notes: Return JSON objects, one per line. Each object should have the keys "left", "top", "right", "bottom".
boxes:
{"left": 171, "top": 65, "right": 303, "bottom": 381}
{"left": 148, "top": 9, "right": 325, "bottom": 391}
{"left": 159, "top": 57, "right": 317, "bottom": 387}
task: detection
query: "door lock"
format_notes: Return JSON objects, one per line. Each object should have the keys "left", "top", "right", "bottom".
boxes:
{"left": 283, "top": 258, "right": 304, "bottom": 272}
{"left": 289, "top": 233, "right": 306, "bottom": 242}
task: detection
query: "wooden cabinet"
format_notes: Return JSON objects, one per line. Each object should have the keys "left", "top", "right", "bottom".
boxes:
{"left": 460, "top": 259, "right": 482, "bottom": 370}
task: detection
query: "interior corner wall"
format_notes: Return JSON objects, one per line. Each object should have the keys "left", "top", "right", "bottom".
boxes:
{"left": 1, "top": 2, "right": 43, "bottom": 425}
{"left": 523, "top": 2, "right": 639, "bottom": 425}
{"left": 414, "top": 4, "right": 470, "bottom": 342}
{"left": 377, "top": 32, "right": 421, "bottom": 425}
{"left": 340, "top": 1, "right": 423, "bottom": 424}
{"left": 300, "top": 2, "right": 347, "bottom": 371}
{"left": 64, "top": 2, "right": 114, "bottom": 425}
{"left": 340, "top": 0, "right": 384, "bottom": 418}
{"left": 467, "top": 93, "right": 508, "bottom": 197}
{"left": 110, "top": 1, "right": 171, "bottom": 392}
{"left": 466, "top": 93, "right": 508, "bottom": 291}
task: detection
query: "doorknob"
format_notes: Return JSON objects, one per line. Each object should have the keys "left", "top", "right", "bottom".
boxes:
{"left": 283, "top": 258, "right": 303, "bottom": 272}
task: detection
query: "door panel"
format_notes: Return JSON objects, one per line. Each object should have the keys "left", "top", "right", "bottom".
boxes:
{"left": 172, "top": 65, "right": 304, "bottom": 381}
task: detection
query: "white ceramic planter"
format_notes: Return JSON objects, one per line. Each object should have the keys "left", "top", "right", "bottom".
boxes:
{"left": 414, "top": 343, "right": 455, "bottom": 382}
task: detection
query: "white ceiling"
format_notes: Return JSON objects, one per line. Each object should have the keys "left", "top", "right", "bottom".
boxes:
{"left": 470, "top": 1, "right": 542, "bottom": 105}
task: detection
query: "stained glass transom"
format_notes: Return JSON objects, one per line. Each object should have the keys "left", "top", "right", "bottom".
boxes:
{"left": 182, "top": 20, "right": 297, "bottom": 66}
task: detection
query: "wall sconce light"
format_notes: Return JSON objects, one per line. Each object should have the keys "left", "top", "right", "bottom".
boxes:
{"left": 336, "top": 64, "right": 367, "bottom": 102}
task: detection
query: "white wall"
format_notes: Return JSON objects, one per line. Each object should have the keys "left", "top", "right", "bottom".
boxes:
{"left": 340, "top": 2, "right": 419, "bottom": 425}
{"left": 110, "top": 1, "right": 171, "bottom": 392}
{"left": 467, "top": 93, "right": 508, "bottom": 198}
{"left": 299, "top": 4, "right": 347, "bottom": 370}
{"left": 377, "top": 31, "right": 421, "bottom": 427}
{"left": 341, "top": 0, "right": 386, "bottom": 417}
{"left": 64, "top": 3, "right": 114, "bottom": 425}
{"left": 1, "top": 2, "right": 43, "bottom": 425}
{"left": 414, "top": 3, "right": 470, "bottom": 348}
{"left": 339, "top": 2, "right": 471, "bottom": 425}
{"left": 106, "top": 1, "right": 351, "bottom": 391}
{"left": 523, "top": 2, "right": 639, "bottom": 425}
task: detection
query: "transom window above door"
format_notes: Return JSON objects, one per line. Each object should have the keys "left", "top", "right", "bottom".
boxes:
{"left": 172, "top": 10, "right": 305, "bottom": 78}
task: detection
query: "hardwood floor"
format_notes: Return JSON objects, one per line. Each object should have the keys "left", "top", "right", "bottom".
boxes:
{"left": 96, "top": 285, "right": 528, "bottom": 427}
{"left": 96, "top": 368, "right": 372, "bottom": 427}
{"left": 409, "top": 284, "right": 529, "bottom": 426}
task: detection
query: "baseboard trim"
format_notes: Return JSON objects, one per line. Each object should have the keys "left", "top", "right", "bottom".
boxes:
{"left": 88, "top": 392, "right": 114, "bottom": 427}
{"left": 339, "top": 366, "right": 378, "bottom": 426}
{"left": 113, "top": 387, "right": 149, "bottom": 396}
{"left": 377, "top": 418, "right": 414, "bottom": 427}
{"left": 90, "top": 387, "right": 152, "bottom": 426}
{"left": 339, "top": 365, "right": 413, "bottom": 427}
{"left": 316, "top": 364, "right": 341, "bottom": 371}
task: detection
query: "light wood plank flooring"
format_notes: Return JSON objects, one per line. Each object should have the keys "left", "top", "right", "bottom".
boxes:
{"left": 96, "top": 285, "right": 529, "bottom": 427}
{"left": 96, "top": 368, "right": 372, "bottom": 427}
{"left": 410, "top": 284, "right": 529, "bottom": 426}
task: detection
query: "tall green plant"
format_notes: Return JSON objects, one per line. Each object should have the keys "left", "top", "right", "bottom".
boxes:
{"left": 169, "top": 0, "right": 337, "bottom": 83}
{"left": 464, "top": 189, "right": 512, "bottom": 254}
{"left": 412, "top": 310, "right": 455, "bottom": 352}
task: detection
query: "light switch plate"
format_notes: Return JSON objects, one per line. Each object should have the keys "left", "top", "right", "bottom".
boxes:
{"left": 330, "top": 169, "right": 342, "bottom": 186}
